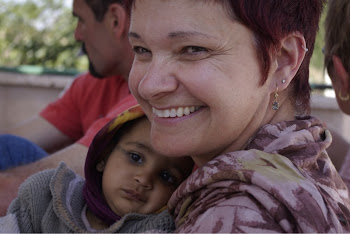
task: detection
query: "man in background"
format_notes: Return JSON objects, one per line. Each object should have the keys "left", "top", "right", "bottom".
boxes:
{"left": 0, "top": 0, "right": 136, "bottom": 215}
{"left": 323, "top": 0, "right": 350, "bottom": 189}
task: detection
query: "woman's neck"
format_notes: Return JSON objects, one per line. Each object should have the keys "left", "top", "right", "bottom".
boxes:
{"left": 192, "top": 93, "right": 296, "bottom": 167}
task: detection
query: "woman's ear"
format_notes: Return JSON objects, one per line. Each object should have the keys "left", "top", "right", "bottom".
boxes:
{"left": 96, "top": 160, "right": 106, "bottom": 172}
{"left": 270, "top": 32, "right": 307, "bottom": 92}
{"left": 107, "top": 3, "right": 128, "bottom": 38}
{"left": 332, "top": 55, "right": 350, "bottom": 94}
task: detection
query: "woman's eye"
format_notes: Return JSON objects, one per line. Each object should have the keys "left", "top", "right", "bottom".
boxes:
{"left": 183, "top": 46, "right": 208, "bottom": 55}
{"left": 133, "top": 46, "right": 151, "bottom": 55}
{"left": 159, "top": 171, "right": 177, "bottom": 185}
{"left": 129, "top": 153, "right": 143, "bottom": 164}
{"left": 180, "top": 46, "right": 210, "bottom": 61}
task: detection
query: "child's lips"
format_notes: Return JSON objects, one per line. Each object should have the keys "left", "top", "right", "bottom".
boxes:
{"left": 123, "top": 189, "right": 146, "bottom": 202}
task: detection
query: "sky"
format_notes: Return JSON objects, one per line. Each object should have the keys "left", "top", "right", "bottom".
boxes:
{"left": 65, "top": 0, "right": 73, "bottom": 8}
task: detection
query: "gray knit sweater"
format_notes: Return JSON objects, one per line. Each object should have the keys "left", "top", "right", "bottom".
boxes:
{"left": 0, "top": 163, "right": 175, "bottom": 233}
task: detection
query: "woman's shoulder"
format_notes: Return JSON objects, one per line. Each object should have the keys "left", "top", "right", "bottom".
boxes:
{"left": 176, "top": 195, "right": 283, "bottom": 233}
{"left": 171, "top": 149, "right": 350, "bottom": 233}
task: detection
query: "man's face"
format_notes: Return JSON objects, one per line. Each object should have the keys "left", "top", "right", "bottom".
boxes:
{"left": 81, "top": 43, "right": 104, "bottom": 78}
{"left": 72, "top": 0, "right": 120, "bottom": 78}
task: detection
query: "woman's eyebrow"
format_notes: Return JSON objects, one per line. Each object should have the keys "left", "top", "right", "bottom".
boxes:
{"left": 168, "top": 31, "right": 213, "bottom": 39}
{"left": 128, "top": 32, "right": 141, "bottom": 39}
{"left": 128, "top": 31, "right": 215, "bottom": 40}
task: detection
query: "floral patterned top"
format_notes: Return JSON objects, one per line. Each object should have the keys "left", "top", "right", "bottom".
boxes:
{"left": 169, "top": 116, "right": 350, "bottom": 233}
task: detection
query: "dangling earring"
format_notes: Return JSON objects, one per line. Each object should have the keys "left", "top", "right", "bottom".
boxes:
{"left": 272, "top": 85, "right": 279, "bottom": 110}
{"left": 338, "top": 91, "right": 350, "bottom": 102}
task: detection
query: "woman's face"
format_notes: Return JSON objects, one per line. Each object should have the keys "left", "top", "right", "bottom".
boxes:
{"left": 128, "top": 0, "right": 275, "bottom": 166}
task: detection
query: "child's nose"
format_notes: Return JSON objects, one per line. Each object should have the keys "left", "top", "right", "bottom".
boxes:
{"left": 134, "top": 172, "right": 153, "bottom": 190}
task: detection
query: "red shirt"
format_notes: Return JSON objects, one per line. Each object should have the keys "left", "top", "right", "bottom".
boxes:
{"left": 40, "top": 72, "right": 137, "bottom": 146}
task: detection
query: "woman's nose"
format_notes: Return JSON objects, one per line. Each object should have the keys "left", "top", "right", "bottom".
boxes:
{"left": 138, "top": 60, "right": 179, "bottom": 101}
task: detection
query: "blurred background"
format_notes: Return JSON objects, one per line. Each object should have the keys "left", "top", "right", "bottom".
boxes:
{"left": 0, "top": 0, "right": 87, "bottom": 73}
{"left": 0, "top": 0, "right": 325, "bottom": 81}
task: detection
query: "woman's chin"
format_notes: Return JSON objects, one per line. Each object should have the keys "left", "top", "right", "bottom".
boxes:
{"left": 151, "top": 137, "right": 192, "bottom": 158}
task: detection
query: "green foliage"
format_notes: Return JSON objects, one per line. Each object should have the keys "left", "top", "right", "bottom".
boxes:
{"left": 309, "top": 3, "right": 327, "bottom": 83}
{"left": 0, "top": 0, "right": 327, "bottom": 80}
{"left": 0, "top": 0, "right": 88, "bottom": 72}
{"left": 311, "top": 13, "right": 326, "bottom": 69}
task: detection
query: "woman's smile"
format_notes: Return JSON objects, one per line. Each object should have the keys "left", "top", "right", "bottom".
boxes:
{"left": 128, "top": 0, "right": 267, "bottom": 163}
{"left": 152, "top": 106, "right": 202, "bottom": 118}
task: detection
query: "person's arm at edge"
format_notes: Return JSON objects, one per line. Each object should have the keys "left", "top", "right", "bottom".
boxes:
{"left": 0, "top": 143, "right": 88, "bottom": 216}
{"left": 327, "top": 129, "right": 350, "bottom": 171}
{"left": 2, "top": 116, "right": 73, "bottom": 153}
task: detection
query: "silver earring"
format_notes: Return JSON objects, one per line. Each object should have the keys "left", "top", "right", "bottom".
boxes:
{"left": 302, "top": 45, "right": 308, "bottom": 52}
{"left": 282, "top": 79, "right": 286, "bottom": 84}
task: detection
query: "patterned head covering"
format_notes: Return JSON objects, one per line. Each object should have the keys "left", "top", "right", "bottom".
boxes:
{"left": 83, "top": 104, "right": 145, "bottom": 225}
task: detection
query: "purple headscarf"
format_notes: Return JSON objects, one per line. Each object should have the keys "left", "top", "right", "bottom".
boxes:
{"left": 83, "top": 104, "right": 145, "bottom": 225}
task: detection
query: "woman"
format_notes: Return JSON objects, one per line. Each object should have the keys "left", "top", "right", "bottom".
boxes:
{"left": 127, "top": 0, "right": 350, "bottom": 232}
{"left": 324, "top": 0, "right": 350, "bottom": 190}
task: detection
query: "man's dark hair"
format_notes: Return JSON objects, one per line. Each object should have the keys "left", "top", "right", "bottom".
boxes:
{"left": 85, "top": 0, "right": 124, "bottom": 21}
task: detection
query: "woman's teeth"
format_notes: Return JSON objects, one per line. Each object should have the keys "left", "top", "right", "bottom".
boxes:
{"left": 152, "top": 106, "right": 201, "bottom": 118}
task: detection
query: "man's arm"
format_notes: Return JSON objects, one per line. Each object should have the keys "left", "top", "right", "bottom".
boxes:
{"left": 327, "top": 129, "right": 350, "bottom": 171}
{"left": 3, "top": 116, "right": 73, "bottom": 153}
{"left": 0, "top": 143, "right": 88, "bottom": 216}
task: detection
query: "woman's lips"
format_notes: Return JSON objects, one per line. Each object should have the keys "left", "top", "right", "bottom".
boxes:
{"left": 152, "top": 106, "right": 202, "bottom": 118}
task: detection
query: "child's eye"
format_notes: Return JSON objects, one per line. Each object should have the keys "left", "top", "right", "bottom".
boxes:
{"left": 159, "top": 171, "right": 177, "bottom": 185}
{"left": 129, "top": 153, "right": 143, "bottom": 164}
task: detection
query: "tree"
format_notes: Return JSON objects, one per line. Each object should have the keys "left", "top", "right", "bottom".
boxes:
{"left": 309, "top": 3, "right": 327, "bottom": 84}
{"left": 0, "top": 0, "right": 326, "bottom": 80}
{"left": 0, "top": 0, "right": 87, "bottom": 72}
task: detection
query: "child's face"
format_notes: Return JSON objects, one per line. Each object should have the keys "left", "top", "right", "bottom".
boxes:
{"left": 97, "top": 118, "right": 193, "bottom": 216}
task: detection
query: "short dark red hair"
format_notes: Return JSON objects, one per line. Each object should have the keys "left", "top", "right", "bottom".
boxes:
{"left": 126, "top": 0, "right": 326, "bottom": 115}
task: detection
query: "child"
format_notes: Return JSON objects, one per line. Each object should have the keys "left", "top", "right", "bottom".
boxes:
{"left": 0, "top": 105, "right": 194, "bottom": 232}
